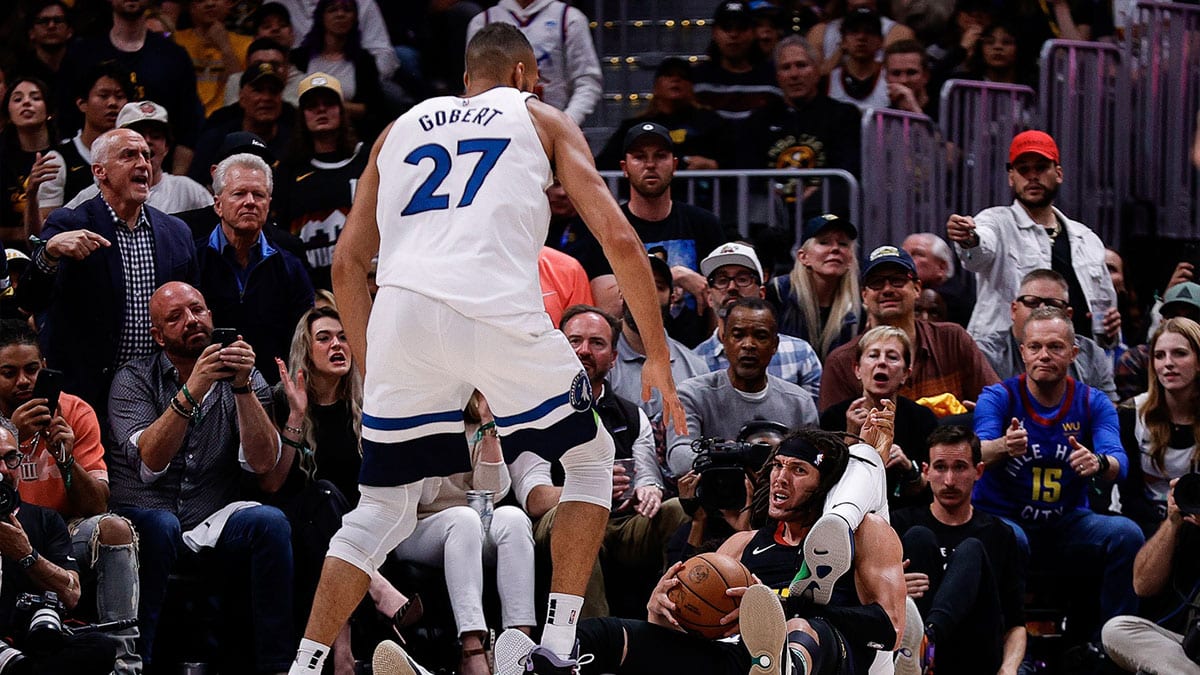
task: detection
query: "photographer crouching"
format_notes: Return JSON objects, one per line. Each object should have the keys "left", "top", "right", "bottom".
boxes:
{"left": 668, "top": 422, "right": 786, "bottom": 563}
{"left": 0, "top": 424, "right": 117, "bottom": 674}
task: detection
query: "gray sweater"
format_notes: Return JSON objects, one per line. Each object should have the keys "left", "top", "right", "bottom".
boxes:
{"left": 665, "top": 370, "right": 818, "bottom": 478}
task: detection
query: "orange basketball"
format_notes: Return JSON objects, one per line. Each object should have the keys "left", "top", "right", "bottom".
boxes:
{"left": 667, "top": 552, "right": 754, "bottom": 639}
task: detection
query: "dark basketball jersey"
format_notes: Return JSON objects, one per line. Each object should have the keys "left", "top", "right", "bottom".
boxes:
{"left": 275, "top": 144, "right": 369, "bottom": 290}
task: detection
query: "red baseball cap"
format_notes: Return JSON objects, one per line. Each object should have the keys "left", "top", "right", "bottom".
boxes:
{"left": 1009, "top": 130, "right": 1059, "bottom": 164}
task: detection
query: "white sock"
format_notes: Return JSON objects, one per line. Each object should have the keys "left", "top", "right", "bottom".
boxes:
{"left": 289, "top": 638, "right": 332, "bottom": 674}
{"left": 541, "top": 593, "right": 584, "bottom": 658}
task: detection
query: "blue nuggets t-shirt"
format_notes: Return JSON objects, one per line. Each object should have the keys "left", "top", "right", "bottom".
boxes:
{"left": 973, "top": 375, "right": 1127, "bottom": 525}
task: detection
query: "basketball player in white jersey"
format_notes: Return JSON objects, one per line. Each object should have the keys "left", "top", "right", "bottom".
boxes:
{"left": 288, "top": 23, "right": 687, "bottom": 675}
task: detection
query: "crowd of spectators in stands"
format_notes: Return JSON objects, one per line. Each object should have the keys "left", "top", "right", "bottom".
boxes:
{"left": 0, "top": 0, "right": 1197, "bottom": 673}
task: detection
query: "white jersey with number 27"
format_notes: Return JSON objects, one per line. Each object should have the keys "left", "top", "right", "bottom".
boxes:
{"left": 374, "top": 87, "right": 553, "bottom": 318}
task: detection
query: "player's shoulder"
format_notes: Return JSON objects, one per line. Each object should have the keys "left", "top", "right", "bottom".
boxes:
{"left": 718, "top": 529, "right": 757, "bottom": 558}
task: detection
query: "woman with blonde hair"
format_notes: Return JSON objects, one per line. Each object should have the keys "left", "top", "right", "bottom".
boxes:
{"left": 1118, "top": 317, "right": 1200, "bottom": 534}
{"left": 263, "top": 306, "right": 418, "bottom": 674}
{"left": 820, "top": 325, "right": 937, "bottom": 508}
{"left": 765, "top": 214, "right": 861, "bottom": 360}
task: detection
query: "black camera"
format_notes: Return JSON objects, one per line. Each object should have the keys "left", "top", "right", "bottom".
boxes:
{"left": 16, "top": 592, "right": 65, "bottom": 652}
{"left": 691, "top": 437, "right": 772, "bottom": 512}
{"left": 1175, "top": 473, "right": 1200, "bottom": 516}
{"left": 0, "top": 642, "right": 29, "bottom": 675}
{"left": 0, "top": 482, "right": 19, "bottom": 520}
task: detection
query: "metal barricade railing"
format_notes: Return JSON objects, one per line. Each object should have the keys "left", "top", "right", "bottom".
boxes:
{"left": 938, "top": 79, "right": 1038, "bottom": 218}
{"left": 598, "top": 169, "right": 861, "bottom": 244}
{"left": 1125, "top": 2, "right": 1200, "bottom": 239}
{"left": 1039, "top": 39, "right": 1129, "bottom": 245}
{"left": 860, "top": 108, "right": 946, "bottom": 252}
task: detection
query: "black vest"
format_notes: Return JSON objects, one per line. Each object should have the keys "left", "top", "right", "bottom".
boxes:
{"left": 551, "top": 385, "right": 642, "bottom": 486}
{"left": 56, "top": 138, "right": 94, "bottom": 207}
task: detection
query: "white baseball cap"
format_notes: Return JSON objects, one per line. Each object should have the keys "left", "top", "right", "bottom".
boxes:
{"left": 116, "top": 100, "right": 169, "bottom": 129}
{"left": 700, "top": 242, "right": 764, "bottom": 281}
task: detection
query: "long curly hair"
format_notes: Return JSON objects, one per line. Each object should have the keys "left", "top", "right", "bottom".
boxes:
{"left": 751, "top": 427, "right": 851, "bottom": 524}
{"left": 1139, "top": 317, "right": 1200, "bottom": 473}
{"left": 285, "top": 306, "right": 363, "bottom": 478}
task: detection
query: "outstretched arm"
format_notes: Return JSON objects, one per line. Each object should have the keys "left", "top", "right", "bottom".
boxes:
{"left": 332, "top": 122, "right": 390, "bottom": 376}
{"left": 528, "top": 99, "right": 686, "bottom": 435}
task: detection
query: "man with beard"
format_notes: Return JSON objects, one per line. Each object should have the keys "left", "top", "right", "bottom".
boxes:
{"left": 563, "top": 122, "right": 726, "bottom": 332}
{"left": 57, "top": 0, "right": 202, "bottom": 175}
{"left": 666, "top": 297, "right": 818, "bottom": 478}
{"left": 493, "top": 426, "right": 905, "bottom": 675}
{"left": 692, "top": 242, "right": 821, "bottom": 400}
{"left": 510, "top": 305, "right": 688, "bottom": 618}
{"left": 946, "top": 131, "right": 1119, "bottom": 343}
{"left": 890, "top": 426, "right": 1027, "bottom": 675}
{"left": 107, "top": 281, "right": 293, "bottom": 673}
{"left": 607, "top": 254, "right": 709, "bottom": 426}
{"left": 18, "top": 128, "right": 198, "bottom": 422}
{"left": 383, "top": 426, "right": 906, "bottom": 675}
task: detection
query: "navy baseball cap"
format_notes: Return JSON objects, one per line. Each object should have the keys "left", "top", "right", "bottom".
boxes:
{"left": 802, "top": 213, "right": 858, "bottom": 242}
{"left": 862, "top": 245, "right": 917, "bottom": 279}
{"left": 623, "top": 122, "right": 674, "bottom": 154}
{"left": 216, "top": 131, "right": 275, "bottom": 164}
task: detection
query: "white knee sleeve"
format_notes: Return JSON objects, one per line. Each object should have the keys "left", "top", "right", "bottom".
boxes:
{"left": 557, "top": 424, "right": 615, "bottom": 509}
{"left": 823, "top": 443, "right": 889, "bottom": 530}
{"left": 328, "top": 481, "right": 424, "bottom": 574}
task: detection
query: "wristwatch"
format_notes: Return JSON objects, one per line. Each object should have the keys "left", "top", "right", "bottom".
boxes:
{"left": 18, "top": 549, "right": 39, "bottom": 570}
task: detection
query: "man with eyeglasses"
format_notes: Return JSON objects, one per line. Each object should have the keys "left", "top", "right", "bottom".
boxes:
{"left": 818, "top": 245, "right": 998, "bottom": 412}
{"left": 975, "top": 268, "right": 1117, "bottom": 401}
{"left": 973, "top": 305, "right": 1143, "bottom": 637}
{"left": 945, "top": 130, "right": 1119, "bottom": 345}
{"left": 693, "top": 242, "right": 822, "bottom": 401}
{"left": 17, "top": 1, "right": 75, "bottom": 95}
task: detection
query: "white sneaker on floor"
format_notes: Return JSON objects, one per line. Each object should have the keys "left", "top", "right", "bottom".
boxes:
{"left": 740, "top": 584, "right": 790, "bottom": 675}
{"left": 373, "top": 640, "right": 434, "bottom": 675}
{"left": 494, "top": 629, "right": 588, "bottom": 675}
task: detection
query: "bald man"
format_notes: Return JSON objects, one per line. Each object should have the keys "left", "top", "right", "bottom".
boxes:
{"left": 108, "top": 281, "right": 290, "bottom": 673}
{"left": 292, "top": 22, "right": 686, "bottom": 675}
{"left": 17, "top": 128, "right": 198, "bottom": 420}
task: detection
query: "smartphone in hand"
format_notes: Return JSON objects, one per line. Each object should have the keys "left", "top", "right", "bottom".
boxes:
{"left": 32, "top": 368, "right": 64, "bottom": 415}
{"left": 212, "top": 328, "right": 238, "bottom": 348}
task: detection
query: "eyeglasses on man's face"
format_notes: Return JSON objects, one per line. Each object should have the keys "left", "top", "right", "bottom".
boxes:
{"left": 1016, "top": 295, "right": 1069, "bottom": 310}
{"left": 1, "top": 450, "right": 23, "bottom": 469}
{"left": 864, "top": 274, "right": 915, "bottom": 291}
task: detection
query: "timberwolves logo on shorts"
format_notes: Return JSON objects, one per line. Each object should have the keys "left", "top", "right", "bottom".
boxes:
{"left": 568, "top": 370, "right": 592, "bottom": 411}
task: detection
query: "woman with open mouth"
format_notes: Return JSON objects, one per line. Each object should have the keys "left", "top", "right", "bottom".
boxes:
{"left": 819, "top": 325, "right": 938, "bottom": 509}
{"left": 258, "top": 306, "right": 420, "bottom": 674}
